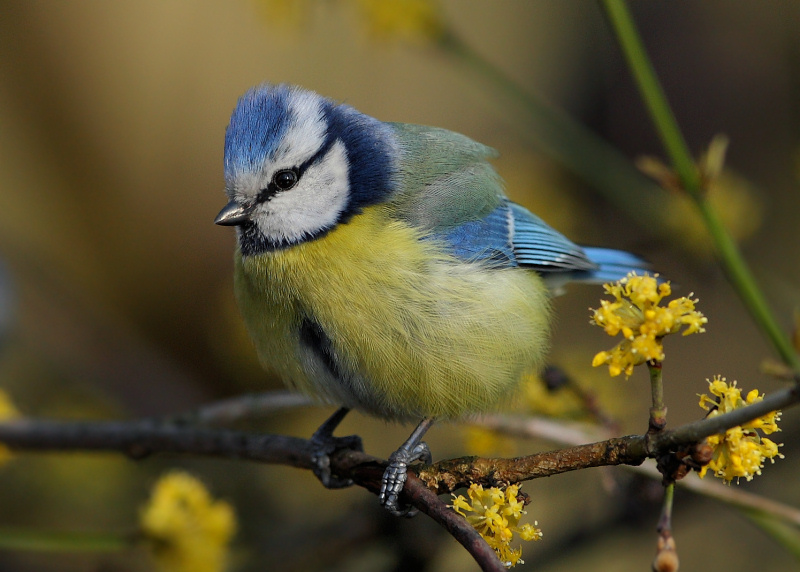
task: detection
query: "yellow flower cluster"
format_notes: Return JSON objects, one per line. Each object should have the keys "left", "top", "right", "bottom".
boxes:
{"left": 258, "top": 0, "right": 443, "bottom": 42}
{"left": 140, "top": 471, "right": 237, "bottom": 572}
{"left": 354, "top": 0, "right": 444, "bottom": 42}
{"left": 521, "top": 372, "right": 584, "bottom": 419}
{"left": 591, "top": 273, "right": 707, "bottom": 377}
{"left": 698, "top": 376, "right": 783, "bottom": 483}
{"left": 463, "top": 426, "right": 517, "bottom": 458}
{"left": 451, "top": 483, "right": 542, "bottom": 568}
{"left": 0, "top": 389, "right": 20, "bottom": 467}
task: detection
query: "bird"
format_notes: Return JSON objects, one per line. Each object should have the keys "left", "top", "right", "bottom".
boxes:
{"left": 215, "top": 83, "right": 647, "bottom": 515}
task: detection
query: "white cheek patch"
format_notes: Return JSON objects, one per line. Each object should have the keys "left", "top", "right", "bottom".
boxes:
{"left": 255, "top": 140, "right": 350, "bottom": 243}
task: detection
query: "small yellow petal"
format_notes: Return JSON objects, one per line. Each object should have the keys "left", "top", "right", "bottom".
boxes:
{"left": 592, "top": 351, "right": 609, "bottom": 367}
{"left": 0, "top": 390, "right": 21, "bottom": 467}
{"left": 140, "top": 471, "right": 236, "bottom": 572}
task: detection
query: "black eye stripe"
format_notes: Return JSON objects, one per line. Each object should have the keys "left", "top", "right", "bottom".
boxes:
{"left": 297, "top": 132, "right": 337, "bottom": 173}
{"left": 255, "top": 132, "right": 339, "bottom": 204}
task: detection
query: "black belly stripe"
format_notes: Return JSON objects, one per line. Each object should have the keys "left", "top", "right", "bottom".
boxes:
{"left": 299, "top": 317, "right": 343, "bottom": 381}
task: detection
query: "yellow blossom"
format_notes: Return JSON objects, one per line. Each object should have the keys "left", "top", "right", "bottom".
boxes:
{"left": 590, "top": 273, "right": 707, "bottom": 377}
{"left": 463, "top": 426, "right": 517, "bottom": 458}
{"left": 354, "top": 0, "right": 444, "bottom": 42}
{"left": 0, "top": 389, "right": 20, "bottom": 466}
{"left": 662, "top": 170, "right": 763, "bottom": 259}
{"left": 140, "top": 471, "right": 237, "bottom": 572}
{"left": 256, "top": 0, "right": 444, "bottom": 42}
{"left": 697, "top": 376, "right": 783, "bottom": 483}
{"left": 451, "top": 483, "right": 542, "bottom": 567}
{"left": 638, "top": 137, "right": 763, "bottom": 260}
{"left": 256, "top": 0, "right": 315, "bottom": 29}
{"left": 521, "top": 373, "right": 586, "bottom": 419}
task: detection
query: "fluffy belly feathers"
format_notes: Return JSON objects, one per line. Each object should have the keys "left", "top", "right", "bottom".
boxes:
{"left": 235, "top": 205, "right": 552, "bottom": 420}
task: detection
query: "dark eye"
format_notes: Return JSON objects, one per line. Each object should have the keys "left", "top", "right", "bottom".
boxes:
{"left": 273, "top": 169, "right": 298, "bottom": 191}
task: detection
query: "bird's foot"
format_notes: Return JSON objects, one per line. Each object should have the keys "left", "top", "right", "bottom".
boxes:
{"left": 379, "top": 441, "right": 432, "bottom": 517}
{"left": 309, "top": 408, "right": 363, "bottom": 489}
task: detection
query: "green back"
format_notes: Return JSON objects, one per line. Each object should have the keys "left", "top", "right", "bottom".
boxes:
{"left": 387, "top": 123, "right": 505, "bottom": 232}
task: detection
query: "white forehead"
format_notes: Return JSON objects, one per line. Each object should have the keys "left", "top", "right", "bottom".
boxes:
{"left": 271, "top": 90, "right": 327, "bottom": 169}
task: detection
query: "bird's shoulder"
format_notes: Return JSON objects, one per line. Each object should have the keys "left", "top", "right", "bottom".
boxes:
{"left": 381, "top": 123, "right": 593, "bottom": 272}
{"left": 386, "top": 122, "right": 504, "bottom": 232}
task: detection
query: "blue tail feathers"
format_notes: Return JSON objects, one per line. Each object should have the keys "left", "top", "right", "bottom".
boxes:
{"left": 577, "top": 246, "right": 651, "bottom": 284}
{"left": 538, "top": 246, "right": 651, "bottom": 293}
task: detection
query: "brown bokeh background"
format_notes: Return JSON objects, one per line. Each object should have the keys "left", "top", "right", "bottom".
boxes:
{"left": 1, "top": 1, "right": 799, "bottom": 570}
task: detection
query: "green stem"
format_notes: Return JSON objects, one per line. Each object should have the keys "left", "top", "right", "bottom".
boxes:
{"left": 0, "top": 527, "right": 132, "bottom": 552}
{"left": 742, "top": 508, "right": 800, "bottom": 561}
{"left": 602, "top": 0, "right": 800, "bottom": 372}
{"left": 436, "top": 28, "right": 667, "bottom": 224}
{"left": 648, "top": 360, "right": 666, "bottom": 432}
{"left": 697, "top": 200, "right": 800, "bottom": 369}
{"left": 658, "top": 483, "right": 675, "bottom": 533}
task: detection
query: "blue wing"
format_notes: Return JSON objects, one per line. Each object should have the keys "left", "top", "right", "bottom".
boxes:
{"left": 430, "top": 202, "right": 516, "bottom": 267}
{"left": 429, "top": 200, "right": 648, "bottom": 287}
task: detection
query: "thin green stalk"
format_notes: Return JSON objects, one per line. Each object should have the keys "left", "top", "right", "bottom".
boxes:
{"left": 742, "top": 508, "right": 800, "bottom": 561}
{"left": 648, "top": 360, "right": 666, "bottom": 432}
{"left": 0, "top": 527, "right": 131, "bottom": 552}
{"left": 602, "top": 0, "right": 800, "bottom": 372}
{"left": 653, "top": 483, "right": 679, "bottom": 569}
{"left": 698, "top": 200, "right": 800, "bottom": 369}
{"left": 659, "top": 483, "right": 675, "bottom": 532}
{"left": 436, "top": 29, "right": 667, "bottom": 224}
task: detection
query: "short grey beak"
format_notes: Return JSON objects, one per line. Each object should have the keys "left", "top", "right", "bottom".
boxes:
{"left": 214, "top": 200, "right": 253, "bottom": 226}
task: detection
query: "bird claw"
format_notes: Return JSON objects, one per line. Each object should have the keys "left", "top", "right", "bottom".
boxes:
{"left": 379, "top": 441, "right": 432, "bottom": 516}
{"left": 309, "top": 408, "right": 363, "bottom": 489}
{"left": 310, "top": 433, "right": 363, "bottom": 489}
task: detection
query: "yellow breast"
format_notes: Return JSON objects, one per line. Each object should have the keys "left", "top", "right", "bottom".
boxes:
{"left": 234, "top": 205, "right": 552, "bottom": 420}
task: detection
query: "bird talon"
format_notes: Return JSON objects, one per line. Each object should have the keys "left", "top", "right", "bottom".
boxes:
{"left": 379, "top": 441, "right": 431, "bottom": 516}
{"left": 308, "top": 408, "right": 363, "bottom": 490}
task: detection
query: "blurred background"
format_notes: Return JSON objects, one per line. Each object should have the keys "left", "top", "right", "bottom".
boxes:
{"left": 1, "top": 1, "right": 799, "bottom": 570}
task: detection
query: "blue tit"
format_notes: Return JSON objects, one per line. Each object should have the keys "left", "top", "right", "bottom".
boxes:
{"left": 215, "top": 84, "right": 648, "bottom": 514}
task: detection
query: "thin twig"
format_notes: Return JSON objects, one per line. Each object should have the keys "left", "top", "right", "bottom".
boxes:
{"left": 418, "top": 435, "right": 645, "bottom": 493}
{"left": 657, "top": 483, "right": 675, "bottom": 535}
{"left": 648, "top": 385, "right": 798, "bottom": 453}
{"left": 0, "top": 380, "right": 793, "bottom": 488}
{"left": 653, "top": 483, "right": 679, "bottom": 571}
{"left": 648, "top": 360, "right": 667, "bottom": 432}
{"left": 171, "top": 391, "right": 314, "bottom": 426}
{"left": 0, "top": 418, "right": 317, "bottom": 466}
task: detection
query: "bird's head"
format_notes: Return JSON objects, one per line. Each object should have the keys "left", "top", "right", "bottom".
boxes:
{"left": 215, "top": 84, "right": 398, "bottom": 255}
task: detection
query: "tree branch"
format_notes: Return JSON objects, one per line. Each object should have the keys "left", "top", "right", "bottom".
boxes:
{"left": 0, "top": 417, "right": 504, "bottom": 571}
{"left": 418, "top": 436, "right": 645, "bottom": 494}
{"left": 0, "top": 380, "right": 794, "bottom": 490}
{"left": 170, "top": 391, "right": 314, "bottom": 426}
{"left": 0, "top": 384, "right": 795, "bottom": 572}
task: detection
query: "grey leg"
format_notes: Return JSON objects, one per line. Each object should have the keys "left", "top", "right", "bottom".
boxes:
{"left": 379, "top": 417, "right": 435, "bottom": 516}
